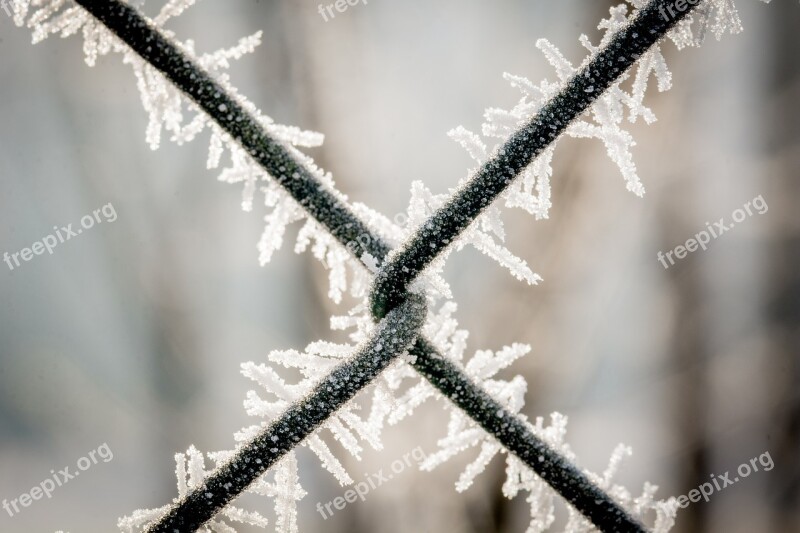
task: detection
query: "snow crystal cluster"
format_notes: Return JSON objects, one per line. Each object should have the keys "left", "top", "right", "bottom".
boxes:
{"left": 118, "top": 446, "right": 276, "bottom": 532}
{"left": 13, "top": 0, "right": 770, "bottom": 531}
{"left": 451, "top": 0, "right": 770, "bottom": 219}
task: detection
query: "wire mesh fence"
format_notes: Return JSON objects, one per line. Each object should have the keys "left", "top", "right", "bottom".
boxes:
{"left": 7, "top": 0, "right": 734, "bottom": 531}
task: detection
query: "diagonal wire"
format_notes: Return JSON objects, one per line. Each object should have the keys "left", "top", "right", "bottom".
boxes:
{"left": 152, "top": 294, "right": 427, "bottom": 532}
{"left": 72, "top": 1, "right": 698, "bottom": 531}
{"left": 368, "top": 0, "right": 691, "bottom": 319}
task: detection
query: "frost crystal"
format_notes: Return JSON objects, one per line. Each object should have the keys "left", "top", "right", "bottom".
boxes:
{"left": 424, "top": 412, "right": 679, "bottom": 532}
{"left": 117, "top": 446, "right": 271, "bottom": 532}
{"left": 237, "top": 342, "right": 393, "bottom": 487}
{"left": 14, "top": 0, "right": 328, "bottom": 271}
{"left": 451, "top": 0, "right": 769, "bottom": 220}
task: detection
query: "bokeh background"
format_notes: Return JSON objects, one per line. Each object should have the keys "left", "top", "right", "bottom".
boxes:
{"left": 1, "top": 1, "right": 798, "bottom": 531}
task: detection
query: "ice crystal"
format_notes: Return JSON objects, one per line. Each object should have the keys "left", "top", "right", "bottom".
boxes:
{"left": 451, "top": 0, "right": 769, "bottom": 221}
{"left": 237, "top": 342, "right": 393, "bottom": 487}
{"left": 423, "top": 412, "right": 679, "bottom": 532}
{"left": 117, "top": 446, "right": 271, "bottom": 532}
{"left": 14, "top": 0, "right": 328, "bottom": 272}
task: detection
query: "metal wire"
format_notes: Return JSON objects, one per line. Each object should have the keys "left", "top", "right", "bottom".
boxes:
{"left": 72, "top": 1, "right": 698, "bottom": 531}
{"left": 151, "top": 294, "right": 428, "bottom": 532}
{"left": 368, "top": 0, "right": 690, "bottom": 320}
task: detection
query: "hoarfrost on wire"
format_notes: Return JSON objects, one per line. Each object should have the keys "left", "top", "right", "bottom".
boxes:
{"left": 117, "top": 445, "right": 277, "bottom": 533}
{"left": 11, "top": 0, "right": 771, "bottom": 531}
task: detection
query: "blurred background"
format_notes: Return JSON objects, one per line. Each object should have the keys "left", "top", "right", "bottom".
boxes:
{"left": 0, "top": 1, "right": 798, "bottom": 531}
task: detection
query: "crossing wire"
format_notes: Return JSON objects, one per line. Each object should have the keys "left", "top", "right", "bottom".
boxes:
{"left": 72, "top": 1, "right": 698, "bottom": 531}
